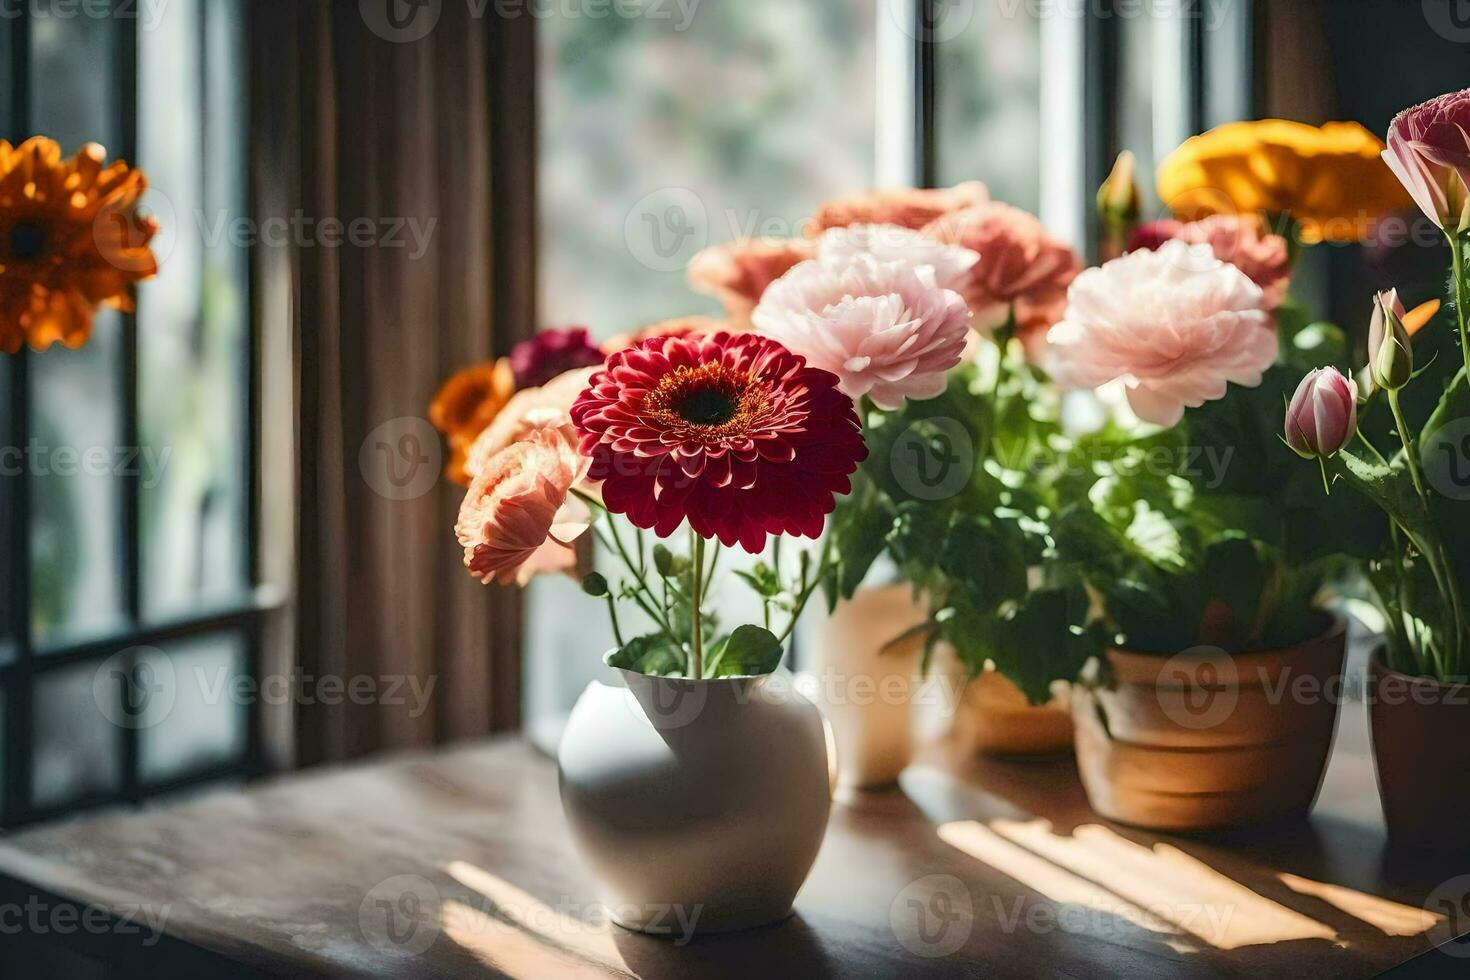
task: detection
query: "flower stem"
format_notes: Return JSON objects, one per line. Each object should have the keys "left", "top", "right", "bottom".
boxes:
{"left": 690, "top": 529, "right": 706, "bottom": 679}
{"left": 1388, "top": 388, "right": 1428, "bottom": 503}
{"left": 1450, "top": 231, "right": 1470, "bottom": 379}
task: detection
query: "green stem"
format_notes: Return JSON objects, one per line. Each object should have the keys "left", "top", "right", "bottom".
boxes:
{"left": 603, "top": 592, "right": 625, "bottom": 647}
{"left": 690, "top": 529, "right": 706, "bottom": 679}
{"left": 1388, "top": 389, "right": 1428, "bottom": 503}
{"left": 776, "top": 537, "right": 833, "bottom": 646}
{"left": 1450, "top": 231, "right": 1470, "bottom": 380}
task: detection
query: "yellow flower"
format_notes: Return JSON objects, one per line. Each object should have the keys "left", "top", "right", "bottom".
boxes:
{"left": 1156, "top": 120, "right": 1412, "bottom": 244}
{"left": 0, "top": 137, "right": 159, "bottom": 353}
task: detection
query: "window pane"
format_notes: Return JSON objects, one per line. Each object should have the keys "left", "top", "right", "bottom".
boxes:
{"left": 34, "top": 660, "right": 122, "bottom": 809}
{"left": 935, "top": 5, "right": 1042, "bottom": 212}
{"left": 27, "top": 10, "right": 129, "bottom": 649}
{"left": 137, "top": 0, "right": 249, "bottom": 620}
{"left": 138, "top": 631, "right": 248, "bottom": 784}
{"left": 539, "top": 0, "right": 878, "bottom": 341}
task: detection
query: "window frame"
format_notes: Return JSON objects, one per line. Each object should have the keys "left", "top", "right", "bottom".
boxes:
{"left": 0, "top": 1, "right": 277, "bottom": 828}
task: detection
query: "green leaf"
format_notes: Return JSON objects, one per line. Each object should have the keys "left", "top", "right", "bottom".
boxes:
{"left": 652, "top": 544, "right": 675, "bottom": 577}
{"left": 580, "top": 572, "right": 610, "bottom": 598}
{"left": 704, "top": 625, "right": 784, "bottom": 677}
{"left": 605, "top": 633, "right": 686, "bottom": 676}
{"left": 1325, "top": 448, "right": 1433, "bottom": 545}
{"left": 734, "top": 563, "right": 782, "bottom": 598}
{"left": 1201, "top": 537, "right": 1268, "bottom": 638}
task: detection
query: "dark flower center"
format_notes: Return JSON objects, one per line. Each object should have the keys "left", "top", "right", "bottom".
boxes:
{"left": 9, "top": 221, "right": 48, "bottom": 261}
{"left": 676, "top": 386, "right": 738, "bottom": 425}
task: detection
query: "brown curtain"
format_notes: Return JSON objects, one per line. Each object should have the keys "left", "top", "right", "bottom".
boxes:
{"left": 251, "top": 1, "right": 535, "bottom": 765}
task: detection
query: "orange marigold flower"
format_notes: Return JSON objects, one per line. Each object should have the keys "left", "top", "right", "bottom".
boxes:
{"left": 0, "top": 137, "right": 159, "bottom": 353}
{"left": 429, "top": 358, "right": 515, "bottom": 485}
{"left": 807, "top": 181, "right": 989, "bottom": 234}
{"left": 1156, "top": 120, "right": 1412, "bottom": 245}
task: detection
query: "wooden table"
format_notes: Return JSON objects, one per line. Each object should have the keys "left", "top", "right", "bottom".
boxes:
{"left": 0, "top": 698, "right": 1465, "bottom": 978}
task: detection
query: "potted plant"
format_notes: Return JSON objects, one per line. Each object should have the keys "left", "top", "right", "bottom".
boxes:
{"left": 1030, "top": 119, "right": 1410, "bottom": 831}
{"left": 1285, "top": 88, "right": 1470, "bottom": 850}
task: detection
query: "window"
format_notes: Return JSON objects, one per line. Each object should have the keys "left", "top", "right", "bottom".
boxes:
{"left": 0, "top": 0, "right": 267, "bottom": 826}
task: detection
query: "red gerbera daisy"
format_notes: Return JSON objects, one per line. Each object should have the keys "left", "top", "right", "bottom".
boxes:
{"left": 570, "top": 331, "right": 867, "bottom": 553}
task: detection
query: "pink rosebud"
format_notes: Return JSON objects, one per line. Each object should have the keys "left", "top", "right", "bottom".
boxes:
{"left": 1383, "top": 89, "right": 1470, "bottom": 232}
{"left": 1367, "top": 289, "right": 1413, "bottom": 391}
{"left": 1285, "top": 367, "right": 1359, "bottom": 459}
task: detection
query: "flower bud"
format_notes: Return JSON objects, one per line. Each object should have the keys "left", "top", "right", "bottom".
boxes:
{"left": 1285, "top": 367, "right": 1359, "bottom": 459}
{"left": 1097, "top": 151, "right": 1141, "bottom": 262}
{"left": 1368, "top": 289, "right": 1413, "bottom": 391}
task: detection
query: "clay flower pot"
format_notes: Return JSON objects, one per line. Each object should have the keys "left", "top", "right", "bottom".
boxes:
{"left": 558, "top": 668, "right": 832, "bottom": 936}
{"left": 1073, "top": 616, "right": 1347, "bottom": 832}
{"left": 953, "top": 668, "right": 1074, "bottom": 757}
{"left": 1369, "top": 651, "right": 1470, "bottom": 850}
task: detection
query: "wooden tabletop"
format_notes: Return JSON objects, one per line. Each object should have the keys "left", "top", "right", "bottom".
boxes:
{"left": 0, "top": 697, "right": 1465, "bottom": 979}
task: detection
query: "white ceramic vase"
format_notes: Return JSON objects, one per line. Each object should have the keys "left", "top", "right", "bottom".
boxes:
{"left": 558, "top": 668, "right": 832, "bottom": 936}
{"left": 810, "top": 583, "right": 926, "bottom": 789}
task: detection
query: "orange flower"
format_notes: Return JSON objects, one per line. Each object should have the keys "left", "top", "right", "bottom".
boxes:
{"left": 1156, "top": 120, "right": 1412, "bottom": 244}
{"left": 0, "top": 137, "right": 159, "bottom": 353}
{"left": 429, "top": 358, "right": 515, "bottom": 485}
{"left": 686, "top": 237, "right": 814, "bottom": 325}
{"left": 464, "top": 365, "right": 598, "bottom": 480}
{"left": 807, "top": 181, "right": 989, "bottom": 234}
{"left": 600, "top": 315, "right": 728, "bottom": 355}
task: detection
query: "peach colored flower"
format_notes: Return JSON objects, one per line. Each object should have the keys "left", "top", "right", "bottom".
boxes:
{"left": 752, "top": 253, "right": 971, "bottom": 409}
{"left": 1129, "top": 215, "right": 1292, "bottom": 308}
{"left": 1045, "top": 240, "right": 1275, "bottom": 427}
{"left": 601, "top": 315, "right": 729, "bottom": 355}
{"left": 922, "top": 202, "right": 1082, "bottom": 358}
{"left": 455, "top": 424, "right": 591, "bottom": 587}
{"left": 808, "top": 181, "right": 989, "bottom": 234}
{"left": 686, "top": 238, "right": 814, "bottom": 325}
{"left": 464, "top": 366, "right": 599, "bottom": 480}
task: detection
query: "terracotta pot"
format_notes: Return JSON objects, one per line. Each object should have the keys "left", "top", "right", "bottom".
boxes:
{"left": 558, "top": 669, "right": 831, "bottom": 936}
{"left": 810, "top": 584, "right": 926, "bottom": 789}
{"left": 1073, "top": 615, "right": 1346, "bottom": 832}
{"left": 953, "top": 668, "right": 1074, "bottom": 757}
{"left": 1369, "top": 651, "right": 1470, "bottom": 849}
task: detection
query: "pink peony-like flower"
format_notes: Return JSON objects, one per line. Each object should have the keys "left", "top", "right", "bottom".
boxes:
{"left": 509, "top": 326, "right": 606, "bottom": 389}
{"left": 752, "top": 253, "right": 972, "bottom": 409}
{"left": 1383, "top": 89, "right": 1470, "bottom": 232}
{"left": 1128, "top": 214, "right": 1292, "bottom": 308}
{"left": 464, "top": 366, "right": 599, "bottom": 480}
{"left": 686, "top": 238, "right": 814, "bottom": 325}
{"left": 1045, "top": 240, "right": 1276, "bottom": 427}
{"left": 455, "top": 423, "right": 592, "bottom": 586}
{"left": 570, "top": 332, "right": 866, "bottom": 553}
{"left": 808, "top": 181, "right": 989, "bottom": 233}
{"left": 815, "top": 223, "right": 978, "bottom": 295}
{"left": 1285, "top": 367, "right": 1358, "bottom": 459}
{"left": 921, "top": 203, "right": 1082, "bottom": 357}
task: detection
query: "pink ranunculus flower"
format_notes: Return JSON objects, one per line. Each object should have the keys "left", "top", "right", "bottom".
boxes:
{"left": 808, "top": 181, "right": 990, "bottom": 233}
{"left": 1128, "top": 214, "right": 1292, "bottom": 309}
{"left": 752, "top": 253, "right": 972, "bottom": 410}
{"left": 815, "top": 223, "right": 979, "bottom": 295}
{"left": 464, "top": 366, "right": 600, "bottom": 480}
{"left": 686, "top": 238, "right": 815, "bottom": 326}
{"left": 921, "top": 203, "right": 1083, "bottom": 358}
{"left": 1045, "top": 240, "right": 1276, "bottom": 427}
{"left": 455, "top": 423, "right": 591, "bottom": 586}
{"left": 1383, "top": 88, "right": 1470, "bottom": 232}
{"left": 1285, "top": 367, "right": 1358, "bottom": 459}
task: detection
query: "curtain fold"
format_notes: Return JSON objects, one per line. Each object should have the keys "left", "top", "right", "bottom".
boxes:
{"left": 251, "top": 0, "right": 533, "bottom": 765}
